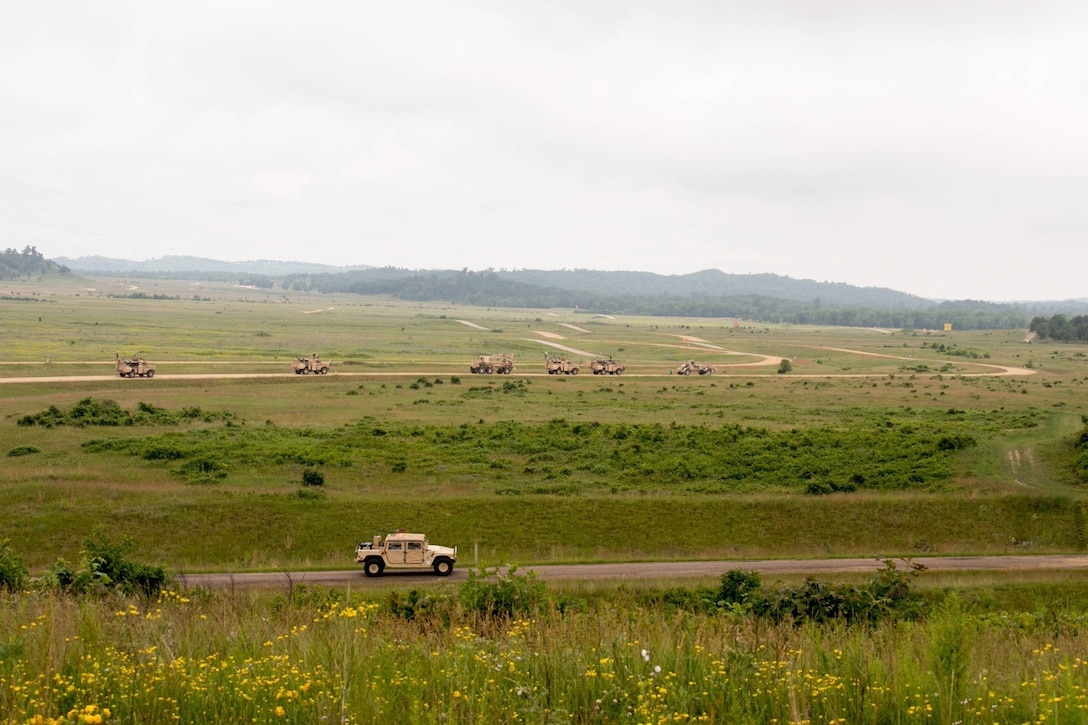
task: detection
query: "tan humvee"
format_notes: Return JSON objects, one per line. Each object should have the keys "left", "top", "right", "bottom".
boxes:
{"left": 354, "top": 531, "right": 457, "bottom": 577}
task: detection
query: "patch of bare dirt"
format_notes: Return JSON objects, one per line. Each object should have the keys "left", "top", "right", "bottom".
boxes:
{"left": 1006, "top": 447, "right": 1041, "bottom": 486}
{"left": 524, "top": 339, "right": 598, "bottom": 358}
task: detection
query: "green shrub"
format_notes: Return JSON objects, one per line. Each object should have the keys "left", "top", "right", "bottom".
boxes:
{"left": 460, "top": 565, "right": 548, "bottom": 620}
{"left": 756, "top": 560, "right": 924, "bottom": 625}
{"left": 387, "top": 588, "right": 453, "bottom": 623}
{"left": 176, "top": 458, "right": 227, "bottom": 482}
{"left": 716, "top": 569, "right": 762, "bottom": 607}
{"left": 652, "top": 562, "right": 924, "bottom": 625}
{"left": 18, "top": 398, "right": 234, "bottom": 427}
{"left": 301, "top": 468, "right": 325, "bottom": 486}
{"left": 1075, "top": 423, "right": 1088, "bottom": 482}
{"left": 0, "top": 539, "right": 28, "bottom": 592}
{"left": 6, "top": 445, "right": 40, "bottom": 457}
{"left": 48, "top": 527, "right": 169, "bottom": 599}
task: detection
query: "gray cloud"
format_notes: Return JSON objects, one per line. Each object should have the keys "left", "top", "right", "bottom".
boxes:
{"left": 3, "top": 1, "right": 1086, "bottom": 300}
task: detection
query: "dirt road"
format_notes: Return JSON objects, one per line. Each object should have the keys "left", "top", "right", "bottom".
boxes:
{"left": 176, "top": 554, "right": 1088, "bottom": 590}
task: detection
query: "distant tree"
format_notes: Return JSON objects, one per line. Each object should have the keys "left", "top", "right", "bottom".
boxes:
{"left": 1031, "top": 314, "right": 1088, "bottom": 342}
{"left": 777, "top": 359, "right": 793, "bottom": 374}
{"left": 0, "top": 246, "right": 69, "bottom": 279}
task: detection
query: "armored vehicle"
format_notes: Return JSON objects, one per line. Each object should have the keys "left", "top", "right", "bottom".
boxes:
{"left": 675, "top": 360, "right": 715, "bottom": 376}
{"left": 292, "top": 354, "right": 330, "bottom": 375}
{"left": 469, "top": 353, "right": 515, "bottom": 374}
{"left": 544, "top": 353, "right": 580, "bottom": 375}
{"left": 355, "top": 531, "right": 457, "bottom": 577}
{"left": 590, "top": 356, "right": 625, "bottom": 375}
{"left": 115, "top": 353, "right": 156, "bottom": 378}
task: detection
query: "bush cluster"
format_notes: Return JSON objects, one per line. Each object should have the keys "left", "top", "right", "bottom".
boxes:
{"left": 1076, "top": 419, "right": 1088, "bottom": 482}
{"left": 654, "top": 560, "right": 926, "bottom": 625}
{"left": 3, "top": 528, "right": 169, "bottom": 598}
{"left": 384, "top": 566, "right": 551, "bottom": 626}
{"left": 17, "top": 398, "right": 234, "bottom": 428}
{"left": 0, "top": 539, "right": 29, "bottom": 592}
{"left": 74, "top": 407, "right": 1025, "bottom": 492}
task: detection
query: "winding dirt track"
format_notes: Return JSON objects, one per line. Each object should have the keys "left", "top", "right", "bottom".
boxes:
{"left": 0, "top": 334, "right": 1037, "bottom": 384}
{"left": 176, "top": 555, "right": 1088, "bottom": 590}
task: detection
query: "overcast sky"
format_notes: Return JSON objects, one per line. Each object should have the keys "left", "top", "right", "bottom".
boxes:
{"left": 2, "top": 2, "right": 1086, "bottom": 301}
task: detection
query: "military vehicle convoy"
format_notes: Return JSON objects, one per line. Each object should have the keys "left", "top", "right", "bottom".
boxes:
{"left": 355, "top": 531, "right": 457, "bottom": 577}
{"left": 115, "top": 353, "right": 156, "bottom": 378}
{"left": 675, "top": 360, "right": 715, "bottom": 375}
{"left": 590, "top": 356, "right": 625, "bottom": 375}
{"left": 469, "top": 353, "right": 515, "bottom": 374}
{"left": 292, "top": 354, "right": 330, "bottom": 375}
{"left": 544, "top": 353, "right": 580, "bottom": 375}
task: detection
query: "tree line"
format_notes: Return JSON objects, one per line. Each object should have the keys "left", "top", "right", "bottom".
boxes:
{"left": 281, "top": 269, "right": 1037, "bottom": 330}
{"left": 1, "top": 246, "right": 69, "bottom": 280}
{"left": 1029, "top": 314, "right": 1088, "bottom": 342}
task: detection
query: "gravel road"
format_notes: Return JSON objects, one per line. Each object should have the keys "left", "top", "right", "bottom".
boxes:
{"left": 176, "top": 554, "right": 1088, "bottom": 590}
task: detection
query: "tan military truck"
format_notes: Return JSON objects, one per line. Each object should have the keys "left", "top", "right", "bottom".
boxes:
{"left": 355, "top": 531, "right": 457, "bottom": 577}
{"left": 675, "top": 359, "right": 715, "bottom": 376}
{"left": 544, "top": 353, "right": 580, "bottom": 375}
{"left": 469, "top": 353, "right": 515, "bottom": 374}
{"left": 115, "top": 353, "right": 156, "bottom": 378}
{"left": 292, "top": 354, "right": 330, "bottom": 375}
{"left": 590, "top": 356, "right": 625, "bottom": 375}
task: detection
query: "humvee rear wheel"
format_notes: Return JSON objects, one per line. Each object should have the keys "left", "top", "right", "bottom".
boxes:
{"left": 433, "top": 558, "right": 453, "bottom": 576}
{"left": 363, "top": 559, "right": 384, "bottom": 577}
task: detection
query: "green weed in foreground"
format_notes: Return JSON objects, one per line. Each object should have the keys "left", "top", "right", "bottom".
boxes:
{"left": 4, "top": 576, "right": 1088, "bottom": 724}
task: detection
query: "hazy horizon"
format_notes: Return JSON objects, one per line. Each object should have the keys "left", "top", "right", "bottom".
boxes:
{"left": 45, "top": 252, "right": 1088, "bottom": 304}
{"left": 5, "top": 2, "right": 1087, "bottom": 301}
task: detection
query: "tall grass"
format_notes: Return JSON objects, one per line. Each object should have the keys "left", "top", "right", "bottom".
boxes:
{"left": 3, "top": 581, "right": 1088, "bottom": 724}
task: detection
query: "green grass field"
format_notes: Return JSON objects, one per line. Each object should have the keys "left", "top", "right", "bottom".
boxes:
{"left": 2, "top": 273, "right": 1086, "bottom": 571}
{"left": 5, "top": 273, "right": 1088, "bottom": 723}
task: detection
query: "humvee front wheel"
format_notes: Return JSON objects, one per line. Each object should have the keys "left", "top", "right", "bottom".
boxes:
{"left": 433, "top": 558, "right": 453, "bottom": 576}
{"left": 145, "top": 370, "right": 155, "bottom": 378}
{"left": 363, "top": 559, "right": 384, "bottom": 577}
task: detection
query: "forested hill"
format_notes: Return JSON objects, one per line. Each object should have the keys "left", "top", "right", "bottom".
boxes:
{"left": 2, "top": 247, "right": 69, "bottom": 279}
{"left": 282, "top": 267, "right": 931, "bottom": 309}
{"left": 497, "top": 269, "right": 930, "bottom": 309}
{"left": 279, "top": 268, "right": 1082, "bottom": 330}
{"left": 53, "top": 255, "right": 363, "bottom": 275}
{"left": 39, "top": 254, "right": 1088, "bottom": 329}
